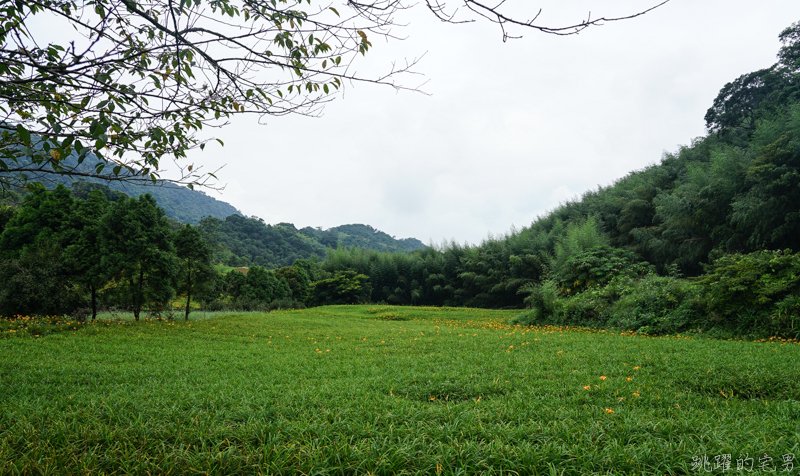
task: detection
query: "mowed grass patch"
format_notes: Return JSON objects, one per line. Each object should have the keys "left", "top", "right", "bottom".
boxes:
{"left": 1, "top": 306, "right": 798, "bottom": 475}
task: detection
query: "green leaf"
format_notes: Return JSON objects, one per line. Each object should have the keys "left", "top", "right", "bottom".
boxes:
{"left": 16, "top": 124, "right": 30, "bottom": 143}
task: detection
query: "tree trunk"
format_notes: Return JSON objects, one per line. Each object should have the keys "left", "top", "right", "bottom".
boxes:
{"left": 90, "top": 284, "right": 97, "bottom": 322}
{"left": 185, "top": 269, "right": 193, "bottom": 321}
{"left": 133, "top": 267, "right": 144, "bottom": 321}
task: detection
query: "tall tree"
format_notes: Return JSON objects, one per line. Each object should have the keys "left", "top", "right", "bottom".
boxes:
{"left": 705, "top": 22, "right": 800, "bottom": 135}
{"left": 174, "top": 224, "right": 216, "bottom": 320}
{"left": 63, "top": 190, "right": 111, "bottom": 320}
{"left": 242, "top": 266, "right": 291, "bottom": 304}
{"left": 274, "top": 265, "right": 311, "bottom": 303}
{"left": 101, "top": 194, "right": 177, "bottom": 320}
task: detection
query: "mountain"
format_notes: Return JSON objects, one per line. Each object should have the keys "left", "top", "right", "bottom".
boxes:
{"left": 5, "top": 146, "right": 241, "bottom": 223}
{"left": 300, "top": 224, "right": 426, "bottom": 253}
{"left": 203, "top": 217, "right": 427, "bottom": 268}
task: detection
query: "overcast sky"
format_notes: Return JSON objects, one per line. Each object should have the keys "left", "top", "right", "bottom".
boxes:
{"left": 184, "top": 0, "right": 800, "bottom": 245}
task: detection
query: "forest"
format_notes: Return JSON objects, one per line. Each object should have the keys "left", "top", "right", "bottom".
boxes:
{"left": 1, "top": 21, "right": 800, "bottom": 339}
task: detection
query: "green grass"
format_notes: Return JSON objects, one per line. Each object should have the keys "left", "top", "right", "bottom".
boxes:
{"left": 1, "top": 305, "right": 799, "bottom": 475}
{"left": 215, "top": 264, "right": 244, "bottom": 274}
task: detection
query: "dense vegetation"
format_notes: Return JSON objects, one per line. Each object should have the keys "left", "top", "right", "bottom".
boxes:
{"left": 2, "top": 306, "right": 798, "bottom": 474}
{"left": 0, "top": 185, "right": 305, "bottom": 319}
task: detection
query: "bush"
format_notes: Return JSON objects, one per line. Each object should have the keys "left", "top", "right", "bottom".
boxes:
{"left": 555, "top": 245, "right": 655, "bottom": 295}
{"left": 513, "top": 274, "right": 703, "bottom": 335}
{"left": 697, "top": 249, "right": 800, "bottom": 337}
{"left": 513, "top": 279, "right": 612, "bottom": 326}
{"left": 308, "top": 271, "right": 371, "bottom": 306}
{"left": 604, "top": 275, "right": 703, "bottom": 335}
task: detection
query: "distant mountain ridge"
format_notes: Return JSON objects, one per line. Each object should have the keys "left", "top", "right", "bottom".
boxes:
{"left": 300, "top": 224, "right": 425, "bottom": 253}
{"left": 8, "top": 146, "right": 242, "bottom": 223}
{"left": 203, "top": 217, "right": 426, "bottom": 268}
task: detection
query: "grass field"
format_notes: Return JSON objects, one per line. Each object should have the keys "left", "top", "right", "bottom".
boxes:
{"left": 1, "top": 306, "right": 799, "bottom": 475}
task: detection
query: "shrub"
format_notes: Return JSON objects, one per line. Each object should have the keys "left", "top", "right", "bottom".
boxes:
{"left": 308, "top": 271, "right": 372, "bottom": 306}
{"left": 513, "top": 279, "right": 612, "bottom": 326}
{"left": 513, "top": 274, "right": 703, "bottom": 334}
{"left": 604, "top": 275, "right": 703, "bottom": 334}
{"left": 697, "top": 249, "right": 800, "bottom": 336}
{"left": 555, "top": 245, "right": 655, "bottom": 295}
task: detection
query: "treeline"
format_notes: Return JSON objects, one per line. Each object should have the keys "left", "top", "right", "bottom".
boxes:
{"left": 312, "top": 21, "right": 800, "bottom": 338}
{"left": 3, "top": 22, "right": 799, "bottom": 339}
{"left": 0, "top": 185, "right": 302, "bottom": 319}
{"left": 0, "top": 184, "right": 384, "bottom": 318}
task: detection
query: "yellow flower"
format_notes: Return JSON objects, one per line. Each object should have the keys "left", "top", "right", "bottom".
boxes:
{"left": 605, "top": 408, "right": 615, "bottom": 414}
{"left": 633, "top": 391, "right": 640, "bottom": 397}
{"left": 599, "top": 376, "right": 607, "bottom": 381}
{"left": 583, "top": 385, "right": 591, "bottom": 390}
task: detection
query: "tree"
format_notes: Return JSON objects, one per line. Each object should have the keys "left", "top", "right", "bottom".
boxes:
{"left": 309, "top": 270, "right": 371, "bottom": 306}
{"left": 0, "top": 203, "right": 15, "bottom": 235}
{"left": 63, "top": 189, "right": 111, "bottom": 320}
{"left": 705, "top": 22, "right": 800, "bottom": 135}
{"left": 0, "top": 241, "right": 80, "bottom": 316}
{"left": 0, "top": 183, "right": 77, "bottom": 257}
{"left": 1, "top": 0, "right": 669, "bottom": 192}
{"left": 101, "top": 194, "right": 177, "bottom": 319}
{"left": 241, "top": 266, "right": 290, "bottom": 303}
{"left": 275, "top": 265, "right": 311, "bottom": 302}
{"left": 174, "top": 223, "right": 216, "bottom": 320}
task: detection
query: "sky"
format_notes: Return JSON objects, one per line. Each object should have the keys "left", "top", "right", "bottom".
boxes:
{"left": 182, "top": 0, "right": 800, "bottom": 245}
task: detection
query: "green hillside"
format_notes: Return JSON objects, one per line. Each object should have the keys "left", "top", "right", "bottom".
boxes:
{"left": 300, "top": 224, "right": 426, "bottom": 253}
{"left": 200, "top": 216, "right": 427, "bottom": 268}
{"left": 4, "top": 149, "right": 241, "bottom": 223}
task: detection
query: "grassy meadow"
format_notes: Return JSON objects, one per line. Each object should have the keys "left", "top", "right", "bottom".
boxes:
{"left": 1, "top": 306, "right": 799, "bottom": 475}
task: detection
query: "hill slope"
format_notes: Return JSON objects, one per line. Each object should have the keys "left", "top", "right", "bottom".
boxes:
{"left": 7, "top": 149, "right": 241, "bottom": 223}
{"left": 201, "top": 216, "right": 427, "bottom": 268}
